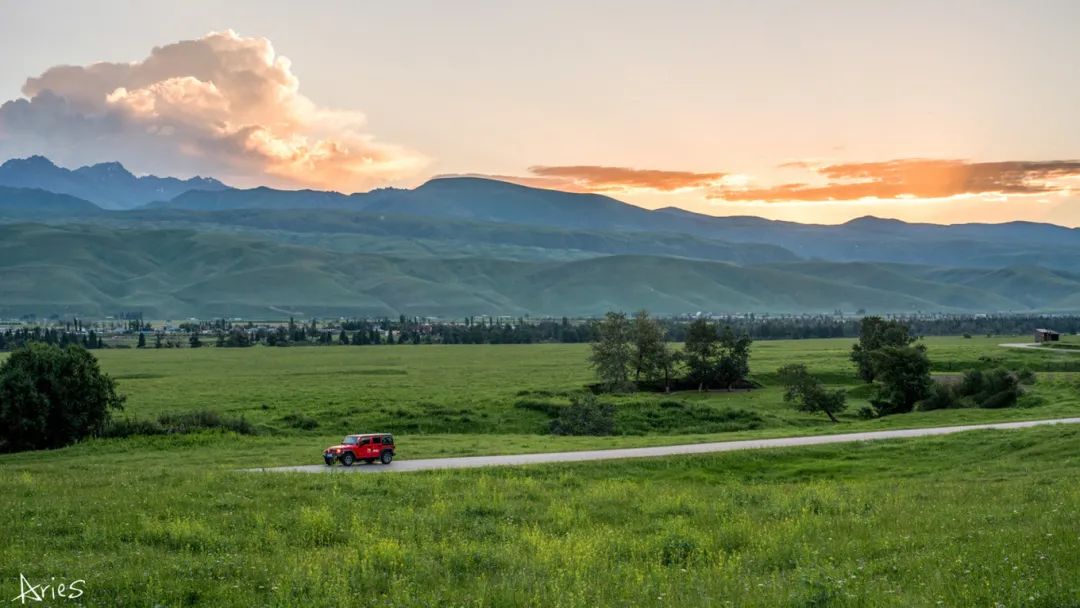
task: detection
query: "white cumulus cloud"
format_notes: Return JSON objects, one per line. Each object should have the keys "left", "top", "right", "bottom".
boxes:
{"left": 0, "top": 30, "right": 427, "bottom": 190}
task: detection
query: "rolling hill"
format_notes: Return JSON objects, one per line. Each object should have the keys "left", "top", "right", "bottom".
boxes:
{"left": 3, "top": 223, "right": 1079, "bottom": 318}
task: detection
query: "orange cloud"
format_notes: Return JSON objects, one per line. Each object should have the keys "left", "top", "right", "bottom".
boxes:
{"left": 711, "top": 159, "right": 1080, "bottom": 202}
{"left": 458, "top": 165, "right": 727, "bottom": 193}
{"left": 0, "top": 30, "right": 426, "bottom": 190}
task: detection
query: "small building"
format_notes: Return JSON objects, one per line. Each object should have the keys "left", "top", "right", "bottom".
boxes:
{"left": 1034, "top": 328, "right": 1061, "bottom": 343}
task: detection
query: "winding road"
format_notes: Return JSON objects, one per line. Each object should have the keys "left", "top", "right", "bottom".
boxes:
{"left": 252, "top": 417, "right": 1080, "bottom": 474}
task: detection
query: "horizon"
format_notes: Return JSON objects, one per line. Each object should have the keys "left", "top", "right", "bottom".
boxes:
{"left": 3, "top": 153, "right": 1078, "bottom": 229}
{"left": 2, "top": 1, "right": 1080, "bottom": 226}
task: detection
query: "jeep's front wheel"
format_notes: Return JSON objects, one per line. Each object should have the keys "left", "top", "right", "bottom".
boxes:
{"left": 380, "top": 451, "right": 394, "bottom": 465}
{"left": 340, "top": 452, "right": 355, "bottom": 467}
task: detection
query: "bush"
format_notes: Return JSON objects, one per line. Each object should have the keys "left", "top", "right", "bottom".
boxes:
{"left": 980, "top": 388, "right": 1019, "bottom": 409}
{"left": 1015, "top": 368, "right": 1037, "bottom": 385}
{"left": 0, "top": 343, "right": 125, "bottom": 452}
{"left": 916, "top": 383, "right": 960, "bottom": 411}
{"left": 855, "top": 405, "right": 877, "bottom": 420}
{"left": 550, "top": 393, "right": 616, "bottom": 436}
{"left": 959, "top": 368, "right": 1020, "bottom": 408}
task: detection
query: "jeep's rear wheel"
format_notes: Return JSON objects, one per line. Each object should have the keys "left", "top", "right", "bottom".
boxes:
{"left": 340, "top": 452, "right": 355, "bottom": 467}
{"left": 380, "top": 451, "right": 394, "bottom": 465}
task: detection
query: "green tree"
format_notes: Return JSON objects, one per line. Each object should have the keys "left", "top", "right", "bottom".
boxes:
{"left": 684, "top": 319, "right": 719, "bottom": 391}
{"left": 137, "top": 332, "right": 146, "bottom": 349}
{"left": 851, "top": 317, "right": 916, "bottom": 382}
{"left": 189, "top": 333, "right": 202, "bottom": 348}
{"left": 0, "top": 343, "right": 125, "bottom": 452}
{"left": 870, "top": 345, "right": 932, "bottom": 415}
{"left": 630, "top": 310, "right": 667, "bottom": 382}
{"left": 589, "top": 312, "right": 633, "bottom": 391}
{"left": 777, "top": 363, "right": 847, "bottom": 422}
{"left": 715, "top": 326, "right": 752, "bottom": 390}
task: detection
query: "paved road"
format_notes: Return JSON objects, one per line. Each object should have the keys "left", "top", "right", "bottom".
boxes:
{"left": 252, "top": 417, "right": 1080, "bottom": 474}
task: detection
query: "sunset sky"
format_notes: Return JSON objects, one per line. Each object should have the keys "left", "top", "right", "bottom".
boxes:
{"left": 1, "top": 0, "right": 1078, "bottom": 225}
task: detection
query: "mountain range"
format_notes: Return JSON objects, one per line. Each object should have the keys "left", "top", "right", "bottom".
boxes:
{"left": 1, "top": 156, "right": 1077, "bottom": 318}
{"left": 0, "top": 156, "right": 227, "bottom": 210}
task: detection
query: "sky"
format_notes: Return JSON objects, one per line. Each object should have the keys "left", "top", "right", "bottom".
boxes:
{"left": 1, "top": 0, "right": 1078, "bottom": 225}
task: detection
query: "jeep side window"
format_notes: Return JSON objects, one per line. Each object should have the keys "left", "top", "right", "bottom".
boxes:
{"left": 359, "top": 438, "right": 370, "bottom": 446}
{"left": 384, "top": 435, "right": 393, "bottom": 444}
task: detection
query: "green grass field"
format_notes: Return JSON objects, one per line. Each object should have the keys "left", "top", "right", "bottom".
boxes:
{"left": 4, "top": 335, "right": 1080, "bottom": 606}
{"left": 80, "top": 335, "right": 1080, "bottom": 451}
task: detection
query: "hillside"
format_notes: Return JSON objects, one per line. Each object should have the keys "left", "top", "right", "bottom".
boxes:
{"left": 0, "top": 186, "right": 103, "bottom": 218}
{"left": 3, "top": 223, "right": 1079, "bottom": 318}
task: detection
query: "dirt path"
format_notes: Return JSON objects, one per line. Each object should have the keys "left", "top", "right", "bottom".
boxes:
{"left": 1000, "top": 342, "right": 1080, "bottom": 353}
{"left": 251, "top": 417, "right": 1080, "bottom": 474}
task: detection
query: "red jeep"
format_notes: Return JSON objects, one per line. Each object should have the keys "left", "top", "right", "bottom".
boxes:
{"left": 323, "top": 434, "right": 395, "bottom": 466}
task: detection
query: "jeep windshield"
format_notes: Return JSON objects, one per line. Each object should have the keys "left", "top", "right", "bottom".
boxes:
{"left": 342, "top": 435, "right": 360, "bottom": 445}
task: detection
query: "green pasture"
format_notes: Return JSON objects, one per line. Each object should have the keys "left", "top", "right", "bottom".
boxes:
{"left": 68, "top": 335, "right": 1080, "bottom": 445}
{"left": 3, "top": 425, "right": 1080, "bottom": 606}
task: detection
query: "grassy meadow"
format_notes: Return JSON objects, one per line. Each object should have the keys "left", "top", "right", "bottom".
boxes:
{"left": 76, "top": 334, "right": 1080, "bottom": 459}
{"left": 3, "top": 334, "right": 1080, "bottom": 606}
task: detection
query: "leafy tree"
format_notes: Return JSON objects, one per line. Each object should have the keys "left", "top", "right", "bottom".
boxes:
{"left": 715, "top": 326, "right": 752, "bottom": 390}
{"left": 154, "top": 333, "right": 163, "bottom": 349}
{"left": 137, "top": 332, "right": 146, "bottom": 349}
{"left": 684, "top": 319, "right": 719, "bottom": 391}
{"left": 851, "top": 317, "right": 916, "bottom": 382}
{"left": 589, "top": 312, "right": 633, "bottom": 391}
{"left": 655, "top": 348, "right": 683, "bottom": 393}
{"left": 630, "top": 310, "right": 667, "bottom": 382}
{"left": 777, "top": 363, "right": 846, "bottom": 422}
{"left": 0, "top": 343, "right": 125, "bottom": 452}
{"left": 189, "top": 333, "right": 202, "bottom": 348}
{"left": 870, "top": 345, "right": 932, "bottom": 415}
{"left": 338, "top": 330, "right": 349, "bottom": 345}
{"left": 683, "top": 320, "right": 752, "bottom": 391}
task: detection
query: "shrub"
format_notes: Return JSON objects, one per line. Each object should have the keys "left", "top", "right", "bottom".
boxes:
{"left": 855, "top": 405, "right": 877, "bottom": 420}
{"left": 550, "top": 393, "right": 615, "bottom": 436}
{"left": 1015, "top": 368, "right": 1037, "bottom": 385}
{"left": 0, "top": 343, "right": 125, "bottom": 452}
{"left": 980, "top": 388, "right": 1019, "bottom": 409}
{"left": 916, "top": 383, "right": 960, "bottom": 411}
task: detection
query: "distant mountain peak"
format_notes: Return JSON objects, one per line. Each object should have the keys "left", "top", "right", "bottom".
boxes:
{"left": 0, "top": 155, "right": 229, "bottom": 210}
{"left": 2, "top": 155, "right": 59, "bottom": 170}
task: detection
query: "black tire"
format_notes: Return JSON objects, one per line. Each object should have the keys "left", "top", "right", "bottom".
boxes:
{"left": 364, "top": 459, "right": 375, "bottom": 464}
{"left": 380, "top": 451, "right": 394, "bottom": 465}
{"left": 340, "top": 452, "right": 355, "bottom": 467}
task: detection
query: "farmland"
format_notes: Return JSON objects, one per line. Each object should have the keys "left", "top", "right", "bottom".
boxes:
{"left": 3, "top": 335, "right": 1080, "bottom": 606}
